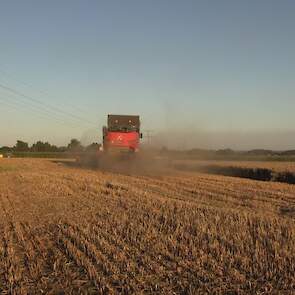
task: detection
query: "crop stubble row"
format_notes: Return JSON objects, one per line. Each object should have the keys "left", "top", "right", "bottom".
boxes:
{"left": 0, "top": 158, "right": 295, "bottom": 294}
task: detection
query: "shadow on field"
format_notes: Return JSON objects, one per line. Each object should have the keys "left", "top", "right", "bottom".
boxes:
{"left": 175, "top": 163, "right": 295, "bottom": 185}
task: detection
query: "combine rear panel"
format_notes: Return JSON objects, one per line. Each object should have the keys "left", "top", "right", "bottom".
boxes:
{"left": 103, "top": 114, "right": 141, "bottom": 152}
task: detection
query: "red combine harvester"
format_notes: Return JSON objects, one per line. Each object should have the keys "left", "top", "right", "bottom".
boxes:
{"left": 102, "top": 114, "right": 142, "bottom": 153}
{"left": 77, "top": 114, "right": 142, "bottom": 167}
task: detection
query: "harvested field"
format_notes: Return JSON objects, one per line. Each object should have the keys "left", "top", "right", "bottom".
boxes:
{"left": 0, "top": 158, "right": 295, "bottom": 294}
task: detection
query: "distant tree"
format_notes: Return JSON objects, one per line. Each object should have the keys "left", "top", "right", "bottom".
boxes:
{"left": 31, "top": 141, "right": 45, "bottom": 152}
{"left": 31, "top": 141, "right": 59, "bottom": 152}
{"left": 0, "top": 146, "right": 13, "bottom": 153}
{"left": 85, "top": 143, "right": 99, "bottom": 152}
{"left": 67, "top": 138, "right": 83, "bottom": 152}
{"left": 57, "top": 146, "right": 67, "bottom": 152}
{"left": 216, "top": 148, "right": 235, "bottom": 156}
{"left": 281, "top": 150, "right": 295, "bottom": 156}
{"left": 48, "top": 143, "right": 59, "bottom": 152}
{"left": 14, "top": 140, "right": 29, "bottom": 152}
{"left": 247, "top": 149, "right": 275, "bottom": 156}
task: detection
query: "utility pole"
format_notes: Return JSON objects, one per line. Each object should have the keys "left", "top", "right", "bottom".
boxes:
{"left": 143, "top": 129, "right": 154, "bottom": 145}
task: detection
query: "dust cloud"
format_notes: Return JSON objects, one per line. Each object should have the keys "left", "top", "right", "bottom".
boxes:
{"left": 75, "top": 150, "right": 173, "bottom": 177}
{"left": 151, "top": 129, "right": 295, "bottom": 151}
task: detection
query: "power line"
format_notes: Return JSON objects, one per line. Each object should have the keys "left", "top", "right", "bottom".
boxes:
{"left": 0, "top": 82, "right": 97, "bottom": 127}
{"left": 0, "top": 66, "right": 92, "bottom": 116}
{"left": 143, "top": 129, "right": 155, "bottom": 145}
{"left": 0, "top": 90, "right": 83, "bottom": 128}
{"left": 0, "top": 96, "right": 81, "bottom": 129}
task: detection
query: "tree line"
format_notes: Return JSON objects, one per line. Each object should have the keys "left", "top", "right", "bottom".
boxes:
{"left": 0, "top": 139, "right": 98, "bottom": 153}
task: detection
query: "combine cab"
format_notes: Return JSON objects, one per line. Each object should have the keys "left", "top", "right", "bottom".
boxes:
{"left": 103, "top": 115, "right": 142, "bottom": 153}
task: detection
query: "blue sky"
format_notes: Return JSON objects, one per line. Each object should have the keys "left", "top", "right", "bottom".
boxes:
{"left": 0, "top": 0, "right": 294, "bottom": 148}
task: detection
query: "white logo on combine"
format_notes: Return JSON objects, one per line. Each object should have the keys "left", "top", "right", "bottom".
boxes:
{"left": 117, "top": 135, "right": 123, "bottom": 141}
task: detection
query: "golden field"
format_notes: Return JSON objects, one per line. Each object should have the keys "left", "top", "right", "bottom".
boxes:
{"left": 0, "top": 158, "right": 295, "bottom": 294}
